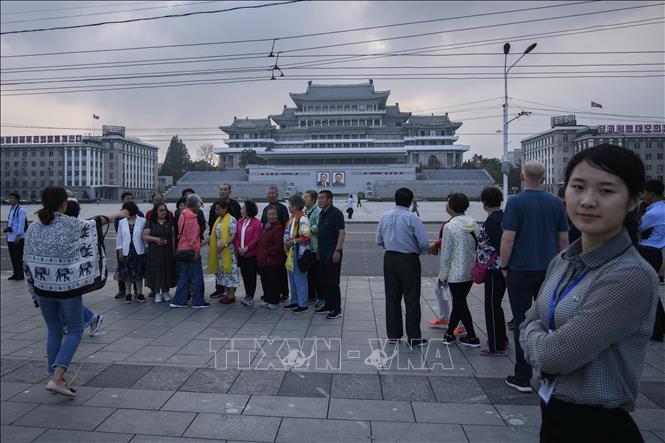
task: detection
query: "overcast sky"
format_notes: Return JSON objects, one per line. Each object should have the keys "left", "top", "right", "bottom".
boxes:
{"left": 1, "top": 0, "right": 663, "bottom": 162}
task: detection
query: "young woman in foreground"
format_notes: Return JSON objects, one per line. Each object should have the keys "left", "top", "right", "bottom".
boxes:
{"left": 520, "top": 144, "right": 659, "bottom": 442}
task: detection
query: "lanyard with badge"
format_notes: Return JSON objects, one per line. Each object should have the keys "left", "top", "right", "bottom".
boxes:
{"left": 538, "top": 268, "right": 590, "bottom": 404}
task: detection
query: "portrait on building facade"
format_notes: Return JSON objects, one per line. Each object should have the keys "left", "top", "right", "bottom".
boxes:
{"left": 332, "top": 172, "right": 345, "bottom": 186}
{"left": 317, "top": 171, "right": 331, "bottom": 187}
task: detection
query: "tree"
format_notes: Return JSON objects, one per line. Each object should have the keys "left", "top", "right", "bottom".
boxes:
{"left": 189, "top": 159, "right": 219, "bottom": 171}
{"left": 159, "top": 136, "right": 191, "bottom": 181}
{"left": 197, "top": 143, "right": 218, "bottom": 166}
{"left": 462, "top": 153, "right": 521, "bottom": 189}
{"left": 240, "top": 149, "right": 266, "bottom": 167}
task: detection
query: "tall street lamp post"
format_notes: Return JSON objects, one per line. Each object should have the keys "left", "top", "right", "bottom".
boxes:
{"left": 502, "top": 42, "right": 537, "bottom": 197}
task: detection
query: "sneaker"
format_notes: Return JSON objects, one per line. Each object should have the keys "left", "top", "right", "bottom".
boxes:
{"left": 154, "top": 293, "right": 163, "bottom": 303}
{"left": 326, "top": 310, "right": 342, "bottom": 319}
{"left": 209, "top": 289, "right": 223, "bottom": 299}
{"left": 507, "top": 319, "right": 515, "bottom": 331}
{"left": 89, "top": 314, "right": 104, "bottom": 337}
{"left": 505, "top": 375, "right": 533, "bottom": 393}
{"left": 192, "top": 302, "right": 211, "bottom": 309}
{"left": 408, "top": 338, "right": 428, "bottom": 348}
{"left": 429, "top": 318, "right": 449, "bottom": 328}
{"left": 480, "top": 348, "right": 506, "bottom": 357}
{"left": 136, "top": 294, "right": 147, "bottom": 303}
{"left": 283, "top": 303, "right": 298, "bottom": 310}
{"left": 162, "top": 292, "right": 172, "bottom": 302}
{"left": 315, "top": 299, "right": 325, "bottom": 309}
{"left": 293, "top": 306, "right": 309, "bottom": 313}
{"left": 387, "top": 338, "right": 400, "bottom": 344}
{"left": 263, "top": 303, "right": 279, "bottom": 309}
{"left": 459, "top": 336, "right": 481, "bottom": 348}
{"left": 241, "top": 295, "right": 254, "bottom": 307}
{"left": 220, "top": 295, "right": 235, "bottom": 304}
{"left": 443, "top": 334, "right": 456, "bottom": 345}
{"left": 115, "top": 291, "right": 125, "bottom": 299}
{"left": 124, "top": 294, "right": 132, "bottom": 304}
{"left": 169, "top": 303, "right": 188, "bottom": 308}
{"left": 315, "top": 306, "right": 332, "bottom": 314}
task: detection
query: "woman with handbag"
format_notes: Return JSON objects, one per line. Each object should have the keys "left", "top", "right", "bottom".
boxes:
{"left": 115, "top": 201, "right": 147, "bottom": 304}
{"left": 257, "top": 207, "right": 286, "bottom": 309}
{"left": 235, "top": 201, "right": 262, "bottom": 307}
{"left": 439, "top": 193, "right": 480, "bottom": 347}
{"left": 476, "top": 186, "right": 509, "bottom": 356}
{"left": 142, "top": 202, "right": 177, "bottom": 303}
{"left": 23, "top": 186, "right": 126, "bottom": 397}
{"left": 283, "top": 195, "right": 311, "bottom": 313}
{"left": 209, "top": 200, "right": 240, "bottom": 304}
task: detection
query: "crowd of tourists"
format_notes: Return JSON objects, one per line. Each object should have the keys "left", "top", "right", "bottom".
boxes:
{"left": 6, "top": 142, "right": 664, "bottom": 441}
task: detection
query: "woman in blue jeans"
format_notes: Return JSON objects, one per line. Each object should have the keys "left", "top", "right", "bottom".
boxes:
{"left": 283, "top": 195, "right": 311, "bottom": 313}
{"left": 24, "top": 187, "right": 125, "bottom": 397}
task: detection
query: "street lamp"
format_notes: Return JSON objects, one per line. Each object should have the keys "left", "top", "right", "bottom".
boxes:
{"left": 502, "top": 42, "right": 537, "bottom": 197}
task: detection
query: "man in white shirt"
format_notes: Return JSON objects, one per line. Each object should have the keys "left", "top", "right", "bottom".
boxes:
{"left": 4, "top": 192, "right": 26, "bottom": 281}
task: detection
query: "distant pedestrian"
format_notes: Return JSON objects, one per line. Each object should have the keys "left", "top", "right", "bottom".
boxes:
{"left": 317, "top": 190, "right": 346, "bottom": 319}
{"left": 115, "top": 201, "right": 147, "bottom": 304}
{"left": 235, "top": 201, "right": 261, "bottom": 307}
{"left": 439, "top": 193, "right": 480, "bottom": 348}
{"left": 283, "top": 195, "right": 311, "bottom": 313}
{"left": 24, "top": 186, "right": 125, "bottom": 397}
{"left": 261, "top": 185, "right": 290, "bottom": 301}
{"left": 209, "top": 200, "right": 240, "bottom": 304}
{"left": 411, "top": 198, "right": 420, "bottom": 217}
{"left": 346, "top": 194, "right": 354, "bottom": 219}
{"left": 501, "top": 160, "right": 569, "bottom": 393}
{"left": 4, "top": 191, "right": 26, "bottom": 281}
{"left": 521, "top": 144, "right": 658, "bottom": 442}
{"left": 376, "top": 187, "right": 429, "bottom": 348}
{"left": 357, "top": 192, "right": 362, "bottom": 207}
{"left": 477, "top": 187, "right": 508, "bottom": 356}
{"left": 142, "top": 202, "right": 176, "bottom": 303}
{"left": 304, "top": 190, "right": 322, "bottom": 305}
{"left": 638, "top": 179, "right": 665, "bottom": 341}
{"left": 257, "top": 208, "right": 285, "bottom": 309}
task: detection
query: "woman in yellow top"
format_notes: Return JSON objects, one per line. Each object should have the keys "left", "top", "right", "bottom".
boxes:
{"left": 283, "top": 195, "right": 311, "bottom": 313}
{"left": 208, "top": 200, "right": 240, "bottom": 304}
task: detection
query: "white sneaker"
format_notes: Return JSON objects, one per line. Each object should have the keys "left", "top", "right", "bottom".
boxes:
{"left": 162, "top": 292, "right": 171, "bottom": 302}
{"left": 241, "top": 295, "right": 254, "bottom": 307}
{"left": 155, "top": 293, "right": 163, "bottom": 303}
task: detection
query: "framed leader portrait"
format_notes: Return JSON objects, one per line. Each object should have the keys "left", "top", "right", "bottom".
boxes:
{"left": 332, "top": 171, "right": 345, "bottom": 186}
{"left": 317, "top": 171, "right": 331, "bottom": 187}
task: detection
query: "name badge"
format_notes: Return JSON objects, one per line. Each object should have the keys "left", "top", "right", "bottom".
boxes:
{"left": 538, "top": 376, "right": 558, "bottom": 404}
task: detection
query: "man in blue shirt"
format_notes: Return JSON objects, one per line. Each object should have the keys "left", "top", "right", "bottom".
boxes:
{"left": 639, "top": 179, "right": 665, "bottom": 341}
{"left": 500, "top": 161, "right": 569, "bottom": 392}
{"left": 4, "top": 192, "right": 26, "bottom": 281}
{"left": 376, "top": 187, "right": 429, "bottom": 348}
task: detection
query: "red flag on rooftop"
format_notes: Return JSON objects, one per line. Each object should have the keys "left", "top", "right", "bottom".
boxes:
{"left": 591, "top": 101, "right": 603, "bottom": 108}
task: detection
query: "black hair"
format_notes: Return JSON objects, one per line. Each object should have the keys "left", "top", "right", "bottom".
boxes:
{"left": 214, "top": 199, "right": 228, "bottom": 212}
{"left": 645, "top": 179, "right": 664, "bottom": 197}
{"left": 480, "top": 187, "right": 503, "bottom": 208}
{"left": 151, "top": 202, "right": 168, "bottom": 223}
{"left": 38, "top": 186, "right": 67, "bottom": 225}
{"left": 182, "top": 188, "right": 195, "bottom": 197}
{"left": 557, "top": 185, "right": 566, "bottom": 199}
{"left": 447, "top": 192, "right": 470, "bottom": 214}
{"left": 120, "top": 191, "right": 133, "bottom": 201}
{"left": 564, "top": 143, "right": 645, "bottom": 245}
{"left": 244, "top": 200, "right": 258, "bottom": 217}
{"left": 394, "top": 187, "right": 414, "bottom": 208}
{"left": 65, "top": 200, "right": 81, "bottom": 218}
{"left": 318, "top": 190, "right": 333, "bottom": 201}
{"left": 305, "top": 190, "right": 318, "bottom": 202}
{"left": 8, "top": 192, "right": 20, "bottom": 200}
{"left": 176, "top": 197, "right": 187, "bottom": 209}
{"left": 122, "top": 201, "right": 139, "bottom": 216}
{"left": 288, "top": 195, "right": 305, "bottom": 211}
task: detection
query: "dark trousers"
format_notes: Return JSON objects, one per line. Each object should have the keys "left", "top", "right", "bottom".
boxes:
{"left": 540, "top": 397, "right": 643, "bottom": 443}
{"left": 7, "top": 239, "right": 24, "bottom": 279}
{"left": 307, "top": 256, "right": 321, "bottom": 301}
{"left": 485, "top": 269, "right": 508, "bottom": 351}
{"left": 321, "top": 255, "right": 342, "bottom": 311}
{"left": 238, "top": 255, "right": 257, "bottom": 298}
{"left": 279, "top": 267, "right": 289, "bottom": 300}
{"left": 638, "top": 246, "right": 664, "bottom": 341}
{"left": 507, "top": 269, "right": 546, "bottom": 380}
{"left": 383, "top": 251, "right": 422, "bottom": 340}
{"left": 447, "top": 281, "right": 476, "bottom": 337}
{"left": 259, "top": 267, "right": 282, "bottom": 305}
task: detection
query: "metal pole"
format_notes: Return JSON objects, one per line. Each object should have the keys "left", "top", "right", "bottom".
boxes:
{"left": 502, "top": 54, "right": 509, "bottom": 198}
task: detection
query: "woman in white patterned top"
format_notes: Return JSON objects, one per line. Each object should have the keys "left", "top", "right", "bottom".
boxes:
{"left": 520, "top": 144, "right": 659, "bottom": 442}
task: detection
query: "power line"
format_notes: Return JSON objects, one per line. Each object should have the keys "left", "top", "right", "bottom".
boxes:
{"left": 0, "top": 1, "right": 642, "bottom": 54}
{"left": 0, "top": 1, "right": 218, "bottom": 25}
{"left": 0, "top": 0, "right": 304, "bottom": 35}
{"left": 0, "top": 1, "right": 156, "bottom": 16}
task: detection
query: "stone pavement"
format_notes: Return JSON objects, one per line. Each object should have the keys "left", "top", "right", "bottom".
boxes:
{"left": 1, "top": 272, "right": 664, "bottom": 442}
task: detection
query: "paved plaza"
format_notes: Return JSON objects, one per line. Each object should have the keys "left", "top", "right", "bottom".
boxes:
{"left": 1, "top": 268, "right": 664, "bottom": 442}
